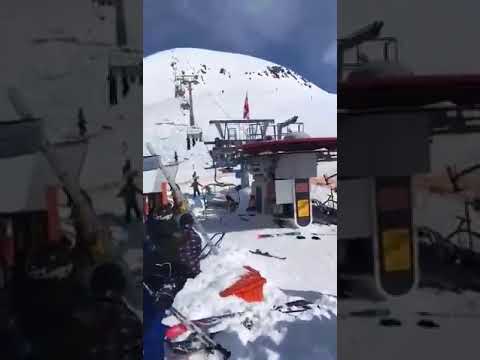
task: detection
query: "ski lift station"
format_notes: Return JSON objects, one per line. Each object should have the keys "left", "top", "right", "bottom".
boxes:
{"left": 338, "top": 21, "right": 480, "bottom": 298}
{"left": 240, "top": 137, "right": 336, "bottom": 227}
{"left": 205, "top": 117, "right": 337, "bottom": 228}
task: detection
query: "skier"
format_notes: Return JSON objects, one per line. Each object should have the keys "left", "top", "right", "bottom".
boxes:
{"left": 118, "top": 177, "right": 142, "bottom": 223}
{"left": 122, "top": 159, "right": 131, "bottom": 178}
{"left": 225, "top": 194, "right": 238, "bottom": 213}
{"left": 192, "top": 171, "right": 198, "bottom": 180}
{"left": 176, "top": 213, "right": 202, "bottom": 278}
{"left": 191, "top": 177, "right": 203, "bottom": 198}
{"left": 77, "top": 107, "right": 87, "bottom": 137}
{"left": 187, "top": 136, "right": 191, "bottom": 150}
{"left": 174, "top": 151, "right": 179, "bottom": 163}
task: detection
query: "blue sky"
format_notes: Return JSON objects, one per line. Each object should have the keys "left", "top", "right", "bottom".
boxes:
{"left": 144, "top": 0, "right": 337, "bottom": 93}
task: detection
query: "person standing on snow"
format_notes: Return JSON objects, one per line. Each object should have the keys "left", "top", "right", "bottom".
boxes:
{"left": 174, "top": 151, "right": 179, "bottom": 163}
{"left": 118, "top": 177, "right": 142, "bottom": 223}
{"left": 176, "top": 213, "right": 202, "bottom": 278}
{"left": 191, "top": 177, "right": 203, "bottom": 198}
{"left": 77, "top": 107, "right": 87, "bottom": 138}
{"left": 122, "top": 159, "right": 131, "bottom": 178}
{"left": 225, "top": 193, "right": 238, "bottom": 213}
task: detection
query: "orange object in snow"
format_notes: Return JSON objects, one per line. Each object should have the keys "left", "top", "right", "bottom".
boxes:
{"left": 220, "top": 266, "right": 267, "bottom": 303}
{"left": 161, "top": 182, "right": 169, "bottom": 206}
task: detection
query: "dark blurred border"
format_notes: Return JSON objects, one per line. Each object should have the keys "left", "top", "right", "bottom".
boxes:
{"left": 1, "top": 1, "right": 143, "bottom": 359}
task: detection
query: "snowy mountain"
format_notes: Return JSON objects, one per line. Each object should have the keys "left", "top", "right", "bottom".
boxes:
{"left": 143, "top": 48, "right": 336, "bottom": 157}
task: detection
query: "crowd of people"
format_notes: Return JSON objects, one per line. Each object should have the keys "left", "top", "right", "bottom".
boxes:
{"left": 0, "top": 235, "right": 142, "bottom": 360}
{"left": 144, "top": 195, "right": 202, "bottom": 283}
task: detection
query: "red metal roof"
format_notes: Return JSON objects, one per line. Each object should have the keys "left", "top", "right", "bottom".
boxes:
{"left": 339, "top": 74, "right": 480, "bottom": 109}
{"left": 240, "top": 137, "right": 337, "bottom": 155}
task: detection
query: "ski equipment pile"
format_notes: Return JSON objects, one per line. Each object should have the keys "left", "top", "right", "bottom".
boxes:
{"left": 168, "top": 306, "right": 232, "bottom": 359}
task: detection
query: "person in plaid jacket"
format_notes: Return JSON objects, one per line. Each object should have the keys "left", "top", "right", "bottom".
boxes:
{"left": 176, "top": 213, "right": 202, "bottom": 278}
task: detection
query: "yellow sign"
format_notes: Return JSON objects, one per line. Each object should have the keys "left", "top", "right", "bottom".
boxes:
{"left": 382, "top": 228, "right": 411, "bottom": 272}
{"left": 297, "top": 199, "right": 310, "bottom": 218}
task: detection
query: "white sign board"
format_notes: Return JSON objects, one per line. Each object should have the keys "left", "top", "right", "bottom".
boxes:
{"left": 275, "top": 153, "right": 317, "bottom": 179}
{"left": 338, "top": 178, "right": 373, "bottom": 239}
{"left": 275, "top": 179, "right": 294, "bottom": 204}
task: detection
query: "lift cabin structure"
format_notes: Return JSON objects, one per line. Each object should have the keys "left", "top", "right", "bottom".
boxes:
{"left": 339, "top": 23, "right": 480, "bottom": 298}
{"left": 239, "top": 137, "right": 337, "bottom": 228}
{"left": 205, "top": 119, "right": 276, "bottom": 168}
{"left": 206, "top": 117, "right": 305, "bottom": 169}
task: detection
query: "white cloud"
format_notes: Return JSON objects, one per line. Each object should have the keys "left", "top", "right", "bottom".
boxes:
{"left": 322, "top": 41, "right": 337, "bottom": 65}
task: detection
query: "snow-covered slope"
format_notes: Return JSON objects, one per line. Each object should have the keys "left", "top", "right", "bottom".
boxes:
{"left": 143, "top": 48, "right": 336, "bottom": 157}
{"left": 162, "top": 183, "right": 337, "bottom": 359}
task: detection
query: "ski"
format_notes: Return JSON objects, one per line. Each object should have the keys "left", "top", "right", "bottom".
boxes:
{"left": 257, "top": 231, "right": 330, "bottom": 239}
{"left": 417, "top": 311, "right": 480, "bottom": 319}
{"left": 338, "top": 308, "right": 391, "bottom": 320}
{"left": 257, "top": 231, "right": 302, "bottom": 238}
{"left": 169, "top": 306, "right": 232, "bottom": 359}
{"left": 169, "top": 298, "right": 327, "bottom": 333}
{"left": 274, "top": 299, "right": 315, "bottom": 313}
{"left": 249, "top": 249, "right": 287, "bottom": 260}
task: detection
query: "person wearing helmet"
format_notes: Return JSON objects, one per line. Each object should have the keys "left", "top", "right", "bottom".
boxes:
{"left": 117, "top": 177, "right": 142, "bottom": 224}
{"left": 176, "top": 213, "right": 202, "bottom": 278}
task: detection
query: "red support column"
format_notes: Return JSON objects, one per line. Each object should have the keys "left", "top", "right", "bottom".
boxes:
{"left": 161, "top": 182, "right": 169, "bottom": 206}
{"left": 46, "top": 186, "right": 60, "bottom": 244}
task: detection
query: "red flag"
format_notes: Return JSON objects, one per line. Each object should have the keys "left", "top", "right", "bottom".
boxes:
{"left": 243, "top": 92, "right": 250, "bottom": 120}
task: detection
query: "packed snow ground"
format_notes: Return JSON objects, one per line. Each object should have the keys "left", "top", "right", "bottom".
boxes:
{"left": 163, "top": 196, "right": 338, "bottom": 359}
{"left": 339, "top": 289, "right": 480, "bottom": 360}
{"left": 159, "top": 145, "right": 337, "bottom": 359}
{"left": 339, "top": 132, "right": 480, "bottom": 359}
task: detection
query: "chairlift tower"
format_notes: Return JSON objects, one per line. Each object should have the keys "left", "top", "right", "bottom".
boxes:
{"left": 175, "top": 74, "right": 199, "bottom": 127}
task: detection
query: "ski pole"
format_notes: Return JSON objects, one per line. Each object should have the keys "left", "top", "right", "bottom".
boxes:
{"left": 170, "top": 306, "right": 231, "bottom": 359}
